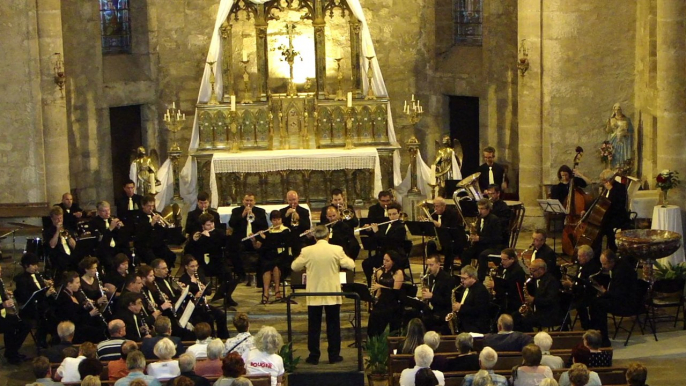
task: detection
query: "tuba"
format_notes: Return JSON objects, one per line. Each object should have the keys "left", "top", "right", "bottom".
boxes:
{"left": 455, "top": 172, "right": 484, "bottom": 201}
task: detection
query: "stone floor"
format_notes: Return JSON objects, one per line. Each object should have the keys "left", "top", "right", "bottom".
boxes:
{"left": 1, "top": 228, "right": 685, "bottom": 385}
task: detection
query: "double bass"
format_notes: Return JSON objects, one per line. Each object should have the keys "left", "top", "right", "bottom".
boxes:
{"left": 561, "top": 147, "right": 592, "bottom": 256}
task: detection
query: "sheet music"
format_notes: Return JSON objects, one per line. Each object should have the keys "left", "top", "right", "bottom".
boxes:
{"left": 537, "top": 199, "right": 568, "bottom": 214}
{"left": 179, "top": 302, "right": 195, "bottom": 330}
{"left": 174, "top": 286, "right": 190, "bottom": 313}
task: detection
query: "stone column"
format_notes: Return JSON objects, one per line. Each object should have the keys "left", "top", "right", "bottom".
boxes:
{"left": 517, "top": 0, "right": 544, "bottom": 227}
{"left": 656, "top": 0, "right": 686, "bottom": 207}
{"left": 37, "top": 0, "right": 70, "bottom": 203}
{"left": 255, "top": 7, "right": 269, "bottom": 101}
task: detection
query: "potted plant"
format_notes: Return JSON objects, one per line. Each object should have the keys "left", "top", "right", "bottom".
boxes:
{"left": 653, "top": 261, "right": 686, "bottom": 281}
{"left": 278, "top": 341, "right": 301, "bottom": 386}
{"left": 365, "top": 327, "right": 390, "bottom": 386}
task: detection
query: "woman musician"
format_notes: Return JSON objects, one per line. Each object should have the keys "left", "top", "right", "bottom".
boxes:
{"left": 251, "top": 210, "right": 291, "bottom": 304}
{"left": 361, "top": 202, "right": 407, "bottom": 287}
{"left": 366, "top": 250, "right": 404, "bottom": 339}
{"left": 78, "top": 256, "right": 111, "bottom": 315}
{"left": 103, "top": 253, "right": 130, "bottom": 297}
{"left": 54, "top": 271, "right": 107, "bottom": 343}
{"left": 178, "top": 255, "right": 230, "bottom": 339}
{"left": 550, "top": 165, "right": 591, "bottom": 201}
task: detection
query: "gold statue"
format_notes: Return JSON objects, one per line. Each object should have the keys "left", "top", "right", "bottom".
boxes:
{"left": 130, "top": 146, "right": 161, "bottom": 195}
{"left": 431, "top": 135, "right": 463, "bottom": 197}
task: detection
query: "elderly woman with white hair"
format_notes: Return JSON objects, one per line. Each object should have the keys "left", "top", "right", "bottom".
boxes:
{"left": 196, "top": 338, "right": 224, "bottom": 378}
{"left": 245, "top": 326, "right": 285, "bottom": 386}
{"left": 445, "top": 333, "right": 479, "bottom": 372}
{"left": 417, "top": 331, "right": 447, "bottom": 372}
{"left": 146, "top": 338, "right": 181, "bottom": 379}
{"left": 534, "top": 332, "right": 564, "bottom": 369}
{"left": 399, "top": 344, "right": 446, "bottom": 386}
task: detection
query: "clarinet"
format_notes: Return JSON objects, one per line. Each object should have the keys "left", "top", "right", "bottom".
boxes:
{"left": 95, "top": 271, "right": 111, "bottom": 316}
{"left": 79, "top": 289, "right": 108, "bottom": 326}
{"left": 0, "top": 278, "right": 21, "bottom": 321}
{"left": 194, "top": 271, "right": 211, "bottom": 312}
{"left": 153, "top": 281, "right": 177, "bottom": 318}
{"left": 36, "top": 273, "right": 58, "bottom": 298}
{"left": 141, "top": 289, "right": 159, "bottom": 314}
{"left": 139, "top": 313, "right": 150, "bottom": 336}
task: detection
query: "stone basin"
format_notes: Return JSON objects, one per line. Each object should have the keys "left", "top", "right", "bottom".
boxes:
{"left": 615, "top": 229, "right": 682, "bottom": 261}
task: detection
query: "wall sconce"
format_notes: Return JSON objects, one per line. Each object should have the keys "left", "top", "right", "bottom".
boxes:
{"left": 517, "top": 39, "right": 529, "bottom": 77}
{"left": 53, "top": 53, "right": 66, "bottom": 92}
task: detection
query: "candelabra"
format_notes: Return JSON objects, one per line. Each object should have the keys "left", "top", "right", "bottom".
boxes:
{"left": 334, "top": 58, "right": 346, "bottom": 101}
{"left": 206, "top": 61, "right": 219, "bottom": 105}
{"left": 403, "top": 94, "right": 424, "bottom": 124}
{"left": 163, "top": 103, "right": 186, "bottom": 200}
{"left": 364, "top": 56, "right": 376, "bottom": 100}
{"left": 240, "top": 58, "right": 253, "bottom": 104}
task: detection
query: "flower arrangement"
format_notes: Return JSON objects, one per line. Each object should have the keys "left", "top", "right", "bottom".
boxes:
{"left": 656, "top": 169, "right": 679, "bottom": 206}
{"left": 599, "top": 141, "right": 613, "bottom": 166}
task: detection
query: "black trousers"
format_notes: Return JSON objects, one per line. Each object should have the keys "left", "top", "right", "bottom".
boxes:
{"left": 192, "top": 304, "right": 230, "bottom": 339}
{"left": 362, "top": 252, "right": 384, "bottom": 287}
{"left": 367, "top": 304, "right": 402, "bottom": 338}
{"left": 0, "top": 314, "right": 30, "bottom": 360}
{"left": 307, "top": 305, "right": 341, "bottom": 360}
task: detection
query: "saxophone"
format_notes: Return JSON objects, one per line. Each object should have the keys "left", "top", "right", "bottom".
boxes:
{"left": 519, "top": 277, "right": 533, "bottom": 316}
{"left": 445, "top": 284, "right": 464, "bottom": 334}
{"left": 370, "top": 267, "right": 382, "bottom": 303}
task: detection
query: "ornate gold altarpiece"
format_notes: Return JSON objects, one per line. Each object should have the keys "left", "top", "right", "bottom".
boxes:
{"left": 191, "top": 0, "right": 399, "bottom": 206}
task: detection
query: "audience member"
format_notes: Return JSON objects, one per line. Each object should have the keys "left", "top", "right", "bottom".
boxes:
{"left": 399, "top": 345, "right": 445, "bottom": 386}
{"left": 98, "top": 319, "right": 127, "bottom": 361}
{"left": 462, "top": 347, "right": 508, "bottom": 386}
{"left": 146, "top": 338, "right": 181, "bottom": 378}
{"left": 483, "top": 314, "right": 532, "bottom": 352}
{"left": 78, "top": 358, "right": 104, "bottom": 380}
{"left": 422, "top": 331, "right": 447, "bottom": 371}
{"left": 114, "top": 351, "right": 162, "bottom": 386}
{"left": 415, "top": 367, "right": 439, "bottom": 386}
{"left": 445, "top": 333, "right": 479, "bottom": 372}
{"left": 186, "top": 322, "right": 213, "bottom": 359}
{"left": 168, "top": 376, "right": 194, "bottom": 386}
{"left": 80, "top": 375, "right": 101, "bottom": 386}
{"left": 539, "top": 380, "right": 559, "bottom": 386}
{"left": 109, "top": 341, "right": 138, "bottom": 381}
{"left": 583, "top": 330, "right": 612, "bottom": 367}
{"left": 224, "top": 312, "right": 255, "bottom": 362}
{"left": 400, "top": 318, "right": 426, "bottom": 354}
{"left": 141, "top": 316, "right": 186, "bottom": 359}
{"left": 56, "top": 342, "right": 96, "bottom": 383}
{"left": 558, "top": 363, "right": 600, "bottom": 386}
{"left": 245, "top": 326, "right": 285, "bottom": 386}
{"left": 510, "top": 344, "right": 553, "bottom": 386}
{"left": 534, "top": 332, "right": 564, "bottom": 370}
{"left": 215, "top": 352, "right": 247, "bottom": 385}
{"left": 626, "top": 362, "right": 648, "bottom": 386}
{"left": 233, "top": 378, "right": 255, "bottom": 386}
{"left": 472, "top": 370, "right": 495, "bottom": 386}
{"left": 170, "top": 353, "right": 211, "bottom": 386}
{"left": 196, "top": 338, "right": 224, "bottom": 378}
{"left": 44, "top": 321, "right": 76, "bottom": 363}
{"left": 30, "top": 356, "right": 64, "bottom": 386}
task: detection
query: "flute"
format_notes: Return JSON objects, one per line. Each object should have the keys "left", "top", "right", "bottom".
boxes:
{"left": 354, "top": 218, "right": 399, "bottom": 233}
{"left": 299, "top": 220, "right": 339, "bottom": 237}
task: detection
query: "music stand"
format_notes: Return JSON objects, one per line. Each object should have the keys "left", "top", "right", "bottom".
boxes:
{"left": 537, "top": 199, "right": 567, "bottom": 251}
{"left": 405, "top": 221, "right": 436, "bottom": 273}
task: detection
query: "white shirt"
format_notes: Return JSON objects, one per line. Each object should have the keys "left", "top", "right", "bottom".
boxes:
{"left": 224, "top": 332, "right": 255, "bottom": 363}
{"left": 186, "top": 338, "right": 213, "bottom": 360}
{"left": 56, "top": 355, "right": 85, "bottom": 383}
{"left": 245, "top": 348, "right": 285, "bottom": 386}
{"left": 146, "top": 360, "right": 181, "bottom": 379}
{"left": 399, "top": 366, "right": 445, "bottom": 386}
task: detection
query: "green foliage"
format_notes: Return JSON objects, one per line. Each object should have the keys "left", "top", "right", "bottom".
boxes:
{"left": 364, "top": 327, "right": 389, "bottom": 375}
{"left": 278, "top": 342, "right": 301, "bottom": 373}
{"left": 653, "top": 261, "right": 686, "bottom": 281}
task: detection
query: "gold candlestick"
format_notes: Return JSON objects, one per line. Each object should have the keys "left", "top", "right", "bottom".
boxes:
{"left": 163, "top": 103, "right": 186, "bottom": 199}
{"left": 240, "top": 59, "right": 253, "bottom": 104}
{"left": 345, "top": 107, "right": 355, "bottom": 150}
{"left": 403, "top": 94, "right": 424, "bottom": 125}
{"left": 364, "top": 56, "right": 376, "bottom": 100}
{"left": 334, "top": 58, "right": 346, "bottom": 101}
{"left": 206, "top": 61, "right": 219, "bottom": 105}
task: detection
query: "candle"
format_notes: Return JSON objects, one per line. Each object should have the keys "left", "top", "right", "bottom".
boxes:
{"left": 411, "top": 94, "right": 415, "bottom": 101}
{"left": 172, "top": 102, "right": 175, "bottom": 109}
{"left": 242, "top": 50, "right": 248, "bottom": 62}
{"left": 182, "top": 113, "right": 185, "bottom": 120}
{"left": 230, "top": 95, "right": 236, "bottom": 111}
{"left": 347, "top": 92, "right": 352, "bottom": 108}
{"left": 404, "top": 100, "right": 407, "bottom": 110}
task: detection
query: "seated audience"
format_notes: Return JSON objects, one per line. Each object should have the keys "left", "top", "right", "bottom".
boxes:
{"left": 97, "top": 319, "right": 127, "bottom": 361}
{"left": 483, "top": 314, "right": 532, "bottom": 352}
{"left": 141, "top": 316, "right": 186, "bottom": 359}
{"left": 44, "top": 321, "right": 77, "bottom": 363}
{"left": 109, "top": 341, "right": 138, "bottom": 381}
{"left": 146, "top": 338, "right": 181, "bottom": 379}
{"left": 215, "top": 352, "right": 247, "bottom": 386}
{"left": 30, "top": 356, "right": 64, "bottom": 386}
{"left": 168, "top": 376, "right": 194, "bottom": 386}
{"left": 113, "top": 350, "right": 162, "bottom": 386}
{"left": 80, "top": 375, "right": 102, "bottom": 386}
{"left": 445, "top": 333, "right": 479, "bottom": 372}
{"left": 170, "top": 353, "right": 211, "bottom": 386}
{"left": 245, "top": 326, "right": 285, "bottom": 386}
{"left": 583, "top": 330, "right": 612, "bottom": 367}
{"left": 234, "top": 378, "right": 255, "bottom": 386}
{"left": 78, "top": 358, "right": 104, "bottom": 380}
{"left": 539, "top": 380, "right": 559, "bottom": 386}
{"left": 509, "top": 344, "right": 553, "bottom": 386}
{"left": 559, "top": 363, "right": 601, "bottom": 386}
{"left": 399, "top": 344, "right": 445, "bottom": 386}
{"left": 224, "top": 312, "right": 255, "bottom": 362}
{"left": 472, "top": 370, "right": 496, "bottom": 386}
{"left": 56, "top": 342, "right": 96, "bottom": 383}
{"left": 626, "top": 362, "right": 648, "bottom": 386}
{"left": 462, "top": 347, "right": 508, "bottom": 386}
{"left": 400, "top": 318, "right": 426, "bottom": 354}
{"left": 196, "top": 338, "right": 224, "bottom": 378}
{"left": 186, "top": 322, "right": 213, "bottom": 360}
{"left": 534, "top": 332, "right": 564, "bottom": 370}
{"left": 415, "top": 367, "right": 440, "bottom": 386}
{"left": 422, "top": 331, "right": 447, "bottom": 371}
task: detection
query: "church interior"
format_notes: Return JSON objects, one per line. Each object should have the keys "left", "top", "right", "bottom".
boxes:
{"left": 1, "top": 0, "right": 686, "bottom": 384}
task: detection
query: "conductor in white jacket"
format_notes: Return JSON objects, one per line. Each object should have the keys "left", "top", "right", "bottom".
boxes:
{"left": 291, "top": 225, "right": 355, "bottom": 365}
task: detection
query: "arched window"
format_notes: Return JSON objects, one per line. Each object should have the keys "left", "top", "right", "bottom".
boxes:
{"left": 99, "top": 0, "right": 131, "bottom": 54}
{"left": 453, "top": 0, "right": 482, "bottom": 45}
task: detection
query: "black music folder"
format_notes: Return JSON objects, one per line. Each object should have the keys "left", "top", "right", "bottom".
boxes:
{"left": 405, "top": 221, "right": 436, "bottom": 237}
{"left": 19, "top": 286, "right": 49, "bottom": 310}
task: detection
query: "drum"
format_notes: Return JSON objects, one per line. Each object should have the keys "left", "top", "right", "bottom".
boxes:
{"left": 25, "top": 237, "right": 43, "bottom": 258}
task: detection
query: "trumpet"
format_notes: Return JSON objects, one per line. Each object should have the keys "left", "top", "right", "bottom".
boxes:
{"left": 354, "top": 219, "right": 399, "bottom": 233}
{"left": 246, "top": 207, "right": 256, "bottom": 223}
{"left": 339, "top": 204, "right": 354, "bottom": 221}
{"left": 289, "top": 203, "right": 300, "bottom": 227}
{"left": 152, "top": 213, "right": 173, "bottom": 228}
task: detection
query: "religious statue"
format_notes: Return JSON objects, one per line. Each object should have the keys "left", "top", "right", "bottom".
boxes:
{"left": 431, "top": 135, "right": 463, "bottom": 197}
{"left": 606, "top": 103, "right": 634, "bottom": 169}
{"left": 130, "top": 146, "right": 161, "bottom": 195}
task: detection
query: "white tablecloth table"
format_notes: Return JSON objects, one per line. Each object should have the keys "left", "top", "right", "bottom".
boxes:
{"left": 651, "top": 205, "right": 685, "bottom": 266}
{"left": 631, "top": 190, "right": 661, "bottom": 219}
{"left": 218, "top": 204, "right": 311, "bottom": 227}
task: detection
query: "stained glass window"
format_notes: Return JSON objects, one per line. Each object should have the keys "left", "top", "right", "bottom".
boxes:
{"left": 100, "top": 0, "right": 131, "bottom": 54}
{"left": 453, "top": 0, "right": 482, "bottom": 45}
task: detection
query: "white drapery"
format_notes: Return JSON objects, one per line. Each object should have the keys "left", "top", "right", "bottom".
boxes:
{"left": 393, "top": 149, "right": 433, "bottom": 205}
{"left": 179, "top": 0, "right": 401, "bottom": 209}
{"left": 154, "top": 159, "right": 174, "bottom": 209}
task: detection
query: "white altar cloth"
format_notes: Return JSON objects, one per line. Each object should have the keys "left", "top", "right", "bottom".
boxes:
{"left": 651, "top": 205, "right": 686, "bottom": 266}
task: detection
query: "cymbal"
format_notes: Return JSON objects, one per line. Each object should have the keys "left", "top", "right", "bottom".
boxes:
{"left": 8, "top": 222, "right": 42, "bottom": 229}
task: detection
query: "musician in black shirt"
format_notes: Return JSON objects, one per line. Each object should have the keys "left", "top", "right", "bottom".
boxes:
{"left": 361, "top": 202, "right": 406, "bottom": 286}
{"left": 319, "top": 188, "right": 359, "bottom": 228}
{"left": 325, "top": 206, "right": 360, "bottom": 260}
{"left": 44, "top": 206, "right": 77, "bottom": 276}
{"left": 367, "top": 190, "right": 394, "bottom": 222}
{"left": 103, "top": 253, "right": 130, "bottom": 297}
{"left": 279, "top": 190, "right": 312, "bottom": 259}
{"left": 13, "top": 253, "right": 57, "bottom": 348}
{"left": 184, "top": 192, "right": 222, "bottom": 243}
{"left": 550, "top": 165, "right": 590, "bottom": 201}
{"left": 0, "top": 264, "right": 31, "bottom": 364}
{"left": 252, "top": 211, "right": 291, "bottom": 304}
{"left": 561, "top": 245, "right": 600, "bottom": 330}
{"left": 133, "top": 194, "right": 177, "bottom": 268}
{"left": 178, "top": 255, "right": 229, "bottom": 339}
